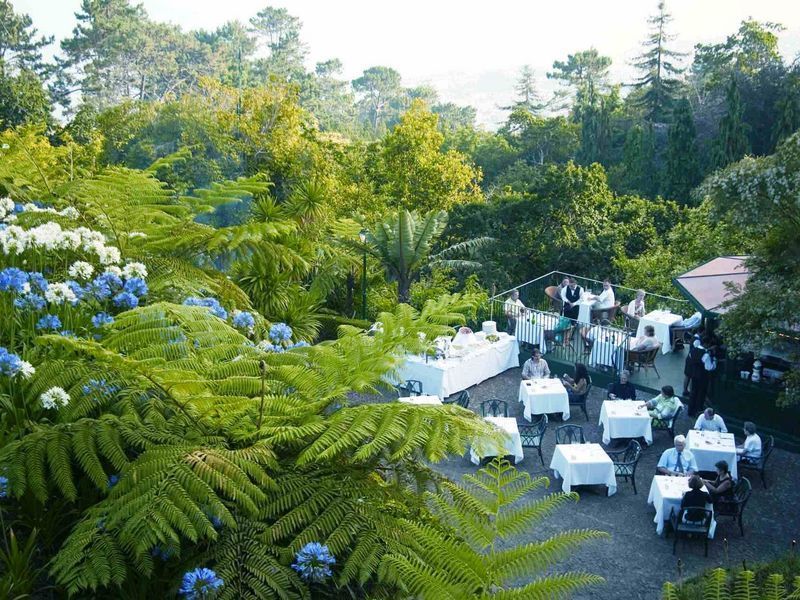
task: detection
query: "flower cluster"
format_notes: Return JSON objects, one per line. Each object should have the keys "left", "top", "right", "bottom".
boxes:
{"left": 92, "top": 312, "right": 114, "bottom": 328}
{"left": 40, "top": 386, "right": 70, "bottom": 410}
{"left": 36, "top": 314, "right": 62, "bottom": 331}
{"left": 231, "top": 310, "right": 255, "bottom": 334}
{"left": 0, "top": 222, "right": 120, "bottom": 263}
{"left": 151, "top": 545, "right": 173, "bottom": 561}
{"left": 291, "top": 542, "right": 336, "bottom": 582}
{"left": 183, "top": 297, "right": 227, "bottom": 320}
{"left": 0, "top": 201, "right": 79, "bottom": 221}
{"left": 0, "top": 475, "right": 7, "bottom": 498}
{"left": 179, "top": 568, "right": 224, "bottom": 599}
{"left": 82, "top": 378, "right": 119, "bottom": 401}
{"left": 0, "top": 197, "right": 15, "bottom": 221}
{"left": 0, "top": 267, "right": 30, "bottom": 293}
{"left": 68, "top": 261, "right": 94, "bottom": 280}
{"left": 0, "top": 347, "right": 35, "bottom": 378}
{"left": 107, "top": 474, "right": 119, "bottom": 488}
{"left": 269, "top": 322, "right": 293, "bottom": 343}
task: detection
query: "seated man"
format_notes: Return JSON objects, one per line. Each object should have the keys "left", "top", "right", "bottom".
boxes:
{"left": 643, "top": 385, "right": 681, "bottom": 422}
{"left": 607, "top": 369, "right": 636, "bottom": 400}
{"left": 736, "top": 421, "right": 762, "bottom": 464}
{"left": 589, "top": 279, "right": 615, "bottom": 310}
{"left": 521, "top": 348, "right": 550, "bottom": 380}
{"left": 631, "top": 325, "right": 660, "bottom": 352}
{"left": 504, "top": 289, "right": 526, "bottom": 335}
{"left": 657, "top": 434, "right": 698, "bottom": 476}
{"left": 693, "top": 407, "right": 727, "bottom": 433}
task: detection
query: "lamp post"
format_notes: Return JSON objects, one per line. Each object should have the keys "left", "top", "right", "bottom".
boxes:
{"left": 359, "top": 229, "right": 368, "bottom": 320}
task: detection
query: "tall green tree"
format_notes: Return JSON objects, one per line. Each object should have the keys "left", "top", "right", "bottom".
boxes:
{"left": 663, "top": 97, "right": 700, "bottom": 202}
{"left": 352, "top": 66, "right": 403, "bottom": 134}
{"left": 0, "top": 0, "right": 53, "bottom": 77}
{"left": 631, "top": 0, "right": 686, "bottom": 122}
{"left": 712, "top": 78, "right": 750, "bottom": 169}
{"left": 577, "top": 82, "right": 611, "bottom": 165}
{"left": 615, "top": 123, "right": 657, "bottom": 197}
{"left": 249, "top": 6, "right": 307, "bottom": 82}
{"left": 505, "top": 64, "right": 545, "bottom": 114}
{"left": 771, "top": 71, "right": 800, "bottom": 146}
{"left": 547, "top": 48, "right": 612, "bottom": 113}
{"left": 0, "top": 68, "right": 52, "bottom": 127}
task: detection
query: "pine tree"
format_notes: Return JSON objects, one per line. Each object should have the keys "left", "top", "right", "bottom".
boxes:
{"left": 577, "top": 81, "right": 611, "bottom": 165}
{"left": 713, "top": 77, "right": 750, "bottom": 169}
{"left": 771, "top": 73, "right": 800, "bottom": 147}
{"left": 664, "top": 97, "right": 700, "bottom": 202}
{"left": 631, "top": 1, "right": 686, "bottom": 122}
{"left": 505, "top": 64, "right": 545, "bottom": 114}
{"left": 619, "top": 123, "right": 657, "bottom": 196}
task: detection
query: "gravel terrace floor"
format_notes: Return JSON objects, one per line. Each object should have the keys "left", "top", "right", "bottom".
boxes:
{"left": 350, "top": 365, "right": 800, "bottom": 600}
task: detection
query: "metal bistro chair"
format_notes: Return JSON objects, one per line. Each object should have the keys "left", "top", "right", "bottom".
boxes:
{"left": 715, "top": 477, "right": 752, "bottom": 536}
{"left": 620, "top": 305, "right": 640, "bottom": 333}
{"left": 568, "top": 382, "right": 592, "bottom": 421}
{"left": 668, "top": 507, "right": 713, "bottom": 557}
{"left": 651, "top": 404, "right": 683, "bottom": 439}
{"left": 518, "top": 414, "right": 548, "bottom": 466}
{"left": 590, "top": 302, "right": 621, "bottom": 324}
{"left": 555, "top": 424, "right": 585, "bottom": 445}
{"left": 544, "top": 285, "right": 564, "bottom": 313}
{"left": 737, "top": 435, "right": 774, "bottom": 489}
{"left": 669, "top": 324, "right": 699, "bottom": 352}
{"left": 443, "top": 389, "right": 470, "bottom": 408}
{"left": 627, "top": 346, "right": 661, "bottom": 378}
{"left": 396, "top": 379, "right": 423, "bottom": 397}
{"left": 480, "top": 399, "right": 508, "bottom": 418}
{"left": 606, "top": 440, "right": 642, "bottom": 494}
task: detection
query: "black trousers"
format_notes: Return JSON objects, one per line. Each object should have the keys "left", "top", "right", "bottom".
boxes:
{"left": 689, "top": 375, "right": 709, "bottom": 416}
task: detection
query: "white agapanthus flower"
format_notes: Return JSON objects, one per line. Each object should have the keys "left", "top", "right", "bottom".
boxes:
{"left": 68, "top": 261, "right": 95, "bottom": 280}
{"left": 40, "top": 387, "right": 70, "bottom": 410}
{"left": 127, "top": 231, "right": 147, "bottom": 239}
{"left": 18, "top": 361, "right": 35, "bottom": 379}
{"left": 0, "top": 197, "right": 14, "bottom": 220}
{"left": 104, "top": 266, "right": 123, "bottom": 277}
{"left": 0, "top": 225, "right": 28, "bottom": 254}
{"left": 60, "top": 207, "right": 80, "bottom": 219}
{"left": 97, "top": 245, "right": 121, "bottom": 265}
{"left": 122, "top": 262, "right": 148, "bottom": 279}
{"left": 45, "top": 282, "right": 78, "bottom": 305}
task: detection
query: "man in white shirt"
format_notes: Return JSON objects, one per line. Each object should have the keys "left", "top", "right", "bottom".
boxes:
{"left": 737, "top": 421, "right": 762, "bottom": 464}
{"left": 693, "top": 407, "right": 727, "bottom": 433}
{"left": 504, "top": 289, "right": 526, "bottom": 335}
{"left": 627, "top": 289, "right": 646, "bottom": 318}
{"left": 657, "top": 435, "right": 698, "bottom": 476}
{"left": 590, "top": 279, "right": 615, "bottom": 310}
{"left": 521, "top": 348, "right": 550, "bottom": 380}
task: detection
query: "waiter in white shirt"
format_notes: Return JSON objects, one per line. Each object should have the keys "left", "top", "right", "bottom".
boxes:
{"left": 504, "top": 289, "right": 526, "bottom": 335}
{"left": 693, "top": 407, "right": 728, "bottom": 433}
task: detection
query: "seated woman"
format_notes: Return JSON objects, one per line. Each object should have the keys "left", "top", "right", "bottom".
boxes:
{"left": 702, "top": 460, "right": 735, "bottom": 505}
{"left": 737, "top": 421, "right": 762, "bottom": 465}
{"left": 627, "top": 290, "right": 646, "bottom": 318}
{"left": 631, "top": 325, "right": 660, "bottom": 352}
{"left": 562, "top": 362, "right": 591, "bottom": 402}
{"left": 680, "top": 475, "right": 712, "bottom": 523}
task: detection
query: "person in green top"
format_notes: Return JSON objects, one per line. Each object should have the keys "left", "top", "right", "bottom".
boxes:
{"left": 643, "top": 385, "right": 681, "bottom": 421}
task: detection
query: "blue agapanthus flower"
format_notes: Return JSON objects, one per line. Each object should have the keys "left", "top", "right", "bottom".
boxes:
{"left": 107, "top": 474, "right": 119, "bottom": 489}
{"left": 59, "top": 330, "right": 76, "bottom": 338}
{"left": 65, "top": 280, "right": 85, "bottom": 303}
{"left": 289, "top": 341, "right": 310, "bottom": 349}
{"left": 0, "top": 475, "right": 8, "bottom": 498}
{"left": 232, "top": 311, "right": 255, "bottom": 330}
{"left": 291, "top": 542, "right": 336, "bottom": 582}
{"left": 179, "top": 567, "right": 224, "bottom": 599}
{"left": 0, "top": 268, "right": 29, "bottom": 293}
{"left": 113, "top": 291, "right": 139, "bottom": 309}
{"left": 151, "top": 545, "right": 174, "bottom": 561}
{"left": 36, "top": 314, "right": 62, "bottom": 331}
{"left": 28, "top": 272, "right": 48, "bottom": 293}
{"left": 91, "top": 272, "right": 123, "bottom": 300}
{"left": 269, "top": 322, "right": 293, "bottom": 344}
{"left": 92, "top": 312, "right": 114, "bottom": 328}
{"left": 123, "top": 277, "right": 148, "bottom": 297}
{"left": 13, "top": 293, "right": 45, "bottom": 311}
{"left": 0, "top": 348, "right": 23, "bottom": 377}
{"left": 82, "top": 378, "right": 118, "bottom": 401}
{"left": 183, "top": 297, "right": 227, "bottom": 320}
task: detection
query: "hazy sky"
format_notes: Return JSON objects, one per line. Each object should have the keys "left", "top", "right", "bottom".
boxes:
{"left": 13, "top": 0, "right": 800, "bottom": 127}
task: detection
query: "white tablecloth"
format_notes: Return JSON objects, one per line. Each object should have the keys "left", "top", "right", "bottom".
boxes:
{"left": 399, "top": 395, "right": 442, "bottom": 405}
{"left": 589, "top": 330, "right": 628, "bottom": 368}
{"left": 550, "top": 443, "right": 617, "bottom": 496}
{"left": 687, "top": 430, "right": 738, "bottom": 480}
{"left": 647, "top": 475, "right": 717, "bottom": 537}
{"left": 598, "top": 400, "right": 653, "bottom": 445}
{"left": 396, "top": 333, "right": 519, "bottom": 399}
{"left": 637, "top": 310, "right": 682, "bottom": 354}
{"left": 518, "top": 379, "right": 570, "bottom": 421}
{"left": 577, "top": 298, "right": 595, "bottom": 325}
{"left": 470, "top": 417, "right": 524, "bottom": 465}
{"left": 515, "top": 311, "right": 561, "bottom": 354}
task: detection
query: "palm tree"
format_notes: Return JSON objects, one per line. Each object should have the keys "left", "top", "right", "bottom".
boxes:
{"left": 362, "top": 209, "right": 492, "bottom": 304}
{"left": 380, "top": 458, "right": 607, "bottom": 598}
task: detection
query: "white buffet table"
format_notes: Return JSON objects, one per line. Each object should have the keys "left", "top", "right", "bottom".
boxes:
{"left": 637, "top": 310, "right": 682, "bottom": 354}
{"left": 647, "top": 475, "right": 716, "bottom": 537}
{"left": 470, "top": 417, "right": 524, "bottom": 465}
{"left": 518, "top": 378, "right": 570, "bottom": 421}
{"left": 598, "top": 400, "right": 653, "bottom": 445}
{"left": 396, "top": 332, "right": 519, "bottom": 399}
{"left": 398, "top": 395, "right": 442, "bottom": 406}
{"left": 550, "top": 443, "right": 617, "bottom": 496}
{"left": 686, "top": 430, "right": 738, "bottom": 480}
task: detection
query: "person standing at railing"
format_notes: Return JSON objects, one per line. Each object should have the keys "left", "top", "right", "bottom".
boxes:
{"left": 504, "top": 289, "right": 526, "bottom": 336}
{"left": 560, "top": 278, "right": 583, "bottom": 320}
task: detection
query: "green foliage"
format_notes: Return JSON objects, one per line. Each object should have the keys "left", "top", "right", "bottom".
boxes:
{"left": 380, "top": 459, "right": 607, "bottom": 598}
{"left": 712, "top": 78, "right": 751, "bottom": 170}
{"left": 664, "top": 98, "right": 701, "bottom": 203}
{"left": 661, "top": 560, "right": 800, "bottom": 600}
